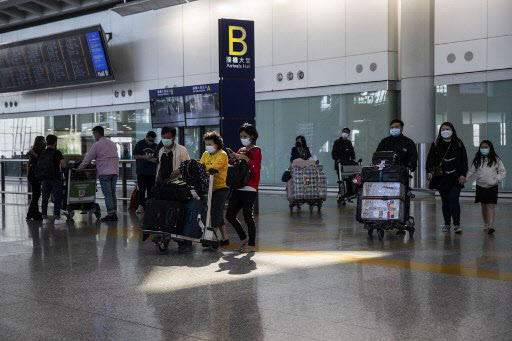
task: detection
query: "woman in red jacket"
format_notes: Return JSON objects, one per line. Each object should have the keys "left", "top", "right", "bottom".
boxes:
{"left": 226, "top": 123, "right": 262, "bottom": 253}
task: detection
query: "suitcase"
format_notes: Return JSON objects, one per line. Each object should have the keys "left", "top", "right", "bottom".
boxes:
{"left": 182, "top": 198, "right": 207, "bottom": 239}
{"left": 362, "top": 182, "right": 406, "bottom": 198}
{"left": 142, "top": 199, "right": 185, "bottom": 234}
{"left": 361, "top": 165, "right": 409, "bottom": 184}
{"left": 360, "top": 198, "right": 405, "bottom": 222}
{"left": 153, "top": 180, "right": 194, "bottom": 202}
{"left": 356, "top": 189, "right": 363, "bottom": 222}
{"left": 288, "top": 164, "right": 327, "bottom": 202}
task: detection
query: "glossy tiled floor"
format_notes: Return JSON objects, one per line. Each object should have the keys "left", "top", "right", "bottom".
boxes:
{"left": 1, "top": 192, "right": 512, "bottom": 340}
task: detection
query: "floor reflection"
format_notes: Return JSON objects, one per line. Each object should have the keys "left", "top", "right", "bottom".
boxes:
{"left": 1, "top": 193, "right": 512, "bottom": 340}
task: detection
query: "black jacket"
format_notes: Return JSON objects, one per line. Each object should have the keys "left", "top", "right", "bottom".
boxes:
{"left": 426, "top": 139, "right": 468, "bottom": 191}
{"left": 332, "top": 138, "right": 356, "bottom": 170}
{"left": 376, "top": 135, "right": 418, "bottom": 172}
{"left": 290, "top": 146, "right": 312, "bottom": 163}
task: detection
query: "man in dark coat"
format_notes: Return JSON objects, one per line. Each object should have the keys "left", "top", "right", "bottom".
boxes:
{"left": 376, "top": 119, "right": 418, "bottom": 172}
{"left": 332, "top": 127, "right": 356, "bottom": 170}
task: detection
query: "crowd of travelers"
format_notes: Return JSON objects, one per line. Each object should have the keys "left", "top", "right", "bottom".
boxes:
{"left": 24, "top": 118, "right": 505, "bottom": 251}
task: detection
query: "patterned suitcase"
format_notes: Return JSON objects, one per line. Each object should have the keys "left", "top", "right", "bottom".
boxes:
{"left": 288, "top": 162, "right": 327, "bottom": 202}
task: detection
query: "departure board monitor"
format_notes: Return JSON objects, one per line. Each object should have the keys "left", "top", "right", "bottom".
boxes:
{"left": 149, "top": 83, "right": 220, "bottom": 128}
{"left": 0, "top": 25, "right": 114, "bottom": 93}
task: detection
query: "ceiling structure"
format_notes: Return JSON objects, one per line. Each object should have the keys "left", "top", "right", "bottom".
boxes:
{"left": 0, "top": 0, "right": 121, "bottom": 32}
{"left": 0, "top": 0, "right": 194, "bottom": 32}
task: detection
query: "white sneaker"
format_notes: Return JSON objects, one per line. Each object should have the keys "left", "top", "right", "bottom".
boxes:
{"left": 136, "top": 205, "right": 145, "bottom": 214}
{"left": 54, "top": 218, "right": 66, "bottom": 225}
{"left": 237, "top": 238, "right": 249, "bottom": 251}
{"left": 239, "top": 245, "right": 255, "bottom": 253}
{"left": 42, "top": 218, "right": 49, "bottom": 225}
{"left": 454, "top": 225, "right": 462, "bottom": 234}
{"left": 442, "top": 225, "right": 451, "bottom": 232}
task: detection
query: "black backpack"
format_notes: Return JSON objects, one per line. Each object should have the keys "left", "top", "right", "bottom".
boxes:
{"left": 226, "top": 147, "right": 259, "bottom": 189}
{"left": 35, "top": 149, "right": 57, "bottom": 180}
{"left": 227, "top": 159, "right": 250, "bottom": 189}
{"left": 179, "top": 159, "right": 209, "bottom": 196}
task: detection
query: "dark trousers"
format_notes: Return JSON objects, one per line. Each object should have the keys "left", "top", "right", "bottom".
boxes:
{"left": 27, "top": 178, "right": 42, "bottom": 218}
{"left": 439, "top": 185, "right": 461, "bottom": 226}
{"left": 226, "top": 190, "right": 257, "bottom": 246}
{"left": 41, "top": 179, "right": 62, "bottom": 217}
{"left": 137, "top": 175, "right": 156, "bottom": 208}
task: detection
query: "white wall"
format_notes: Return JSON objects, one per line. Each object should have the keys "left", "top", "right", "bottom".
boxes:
{"left": 0, "top": 0, "right": 398, "bottom": 115}
{"left": 434, "top": 0, "right": 512, "bottom": 75}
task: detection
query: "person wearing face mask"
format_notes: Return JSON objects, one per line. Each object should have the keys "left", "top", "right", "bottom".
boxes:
{"left": 79, "top": 126, "right": 120, "bottom": 221}
{"left": 156, "top": 126, "right": 190, "bottom": 183}
{"left": 376, "top": 119, "right": 418, "bottom": 172}
{"left": 332, "top": 128, "right": 356, "bottom": 197}
{"left": 133, "top": 131, "right": 158, "bottom": 214}
{"left": 199, "top": 131, "right": 230, "bottom": 245}
{"left": 226, "top": 123, "right": 262, "bottom": 253}
{"left": 426, "top": 122, "right": 468, "bottom": 233}
{"left": 465, "top": 140, "right": 506, "bottom": 235}
{"left": 290, "top": 135, "right": 312, "bottom": 163}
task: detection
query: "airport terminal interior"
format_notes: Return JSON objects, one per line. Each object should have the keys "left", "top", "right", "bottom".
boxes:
{"left": 1, "top": 0, "right": 512, "bottom": 340}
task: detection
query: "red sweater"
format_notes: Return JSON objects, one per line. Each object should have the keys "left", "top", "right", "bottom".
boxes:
{"left": 238, "top": 147, "right": 262, "bottom": 190}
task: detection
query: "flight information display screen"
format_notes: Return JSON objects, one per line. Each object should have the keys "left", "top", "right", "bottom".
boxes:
{"left": 149, "top": 83, "right": 220, "bottom": 128}
{"left": 0, "top": 25, "right": 114, "bottom": 93}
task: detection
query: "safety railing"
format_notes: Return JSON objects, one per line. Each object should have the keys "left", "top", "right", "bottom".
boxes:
{"left": 0, "top": 159, "right": 137, "bottom": 204}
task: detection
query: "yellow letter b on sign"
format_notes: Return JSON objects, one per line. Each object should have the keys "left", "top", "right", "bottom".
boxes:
{"left": 228, "top": 26, "right": 247, "bottom": 56}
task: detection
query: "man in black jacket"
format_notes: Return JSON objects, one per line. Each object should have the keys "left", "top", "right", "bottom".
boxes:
{"left": 376, "top": 119, "right": 418, "bottom": 172}
{"left": 332, "top": 128, "right": 356, "bottom": 197}
{"left": 332, "top": 127, "right": 356, "bottom": 169}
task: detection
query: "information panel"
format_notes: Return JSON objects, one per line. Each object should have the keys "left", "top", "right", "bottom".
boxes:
{"left": 0, "top": 25, "right": 114, "bottom": 93}
{"left": 149, "top": 83, "right": 220, "bottom": 128}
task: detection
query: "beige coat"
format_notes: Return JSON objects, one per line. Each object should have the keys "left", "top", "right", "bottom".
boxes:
{"left": 156, "top": 143, "right": 190, "bottom": 181}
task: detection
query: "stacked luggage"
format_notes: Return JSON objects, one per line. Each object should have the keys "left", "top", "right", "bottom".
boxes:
{"left": 286, "top": 159, "right": 327, "bottom": 213}
{"left": 141, "top": 160, "right": 220, "bottom": 254}
{"left": 356, "top": 151, "right": 415, "bottom": 240}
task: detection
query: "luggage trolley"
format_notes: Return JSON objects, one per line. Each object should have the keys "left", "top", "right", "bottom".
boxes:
{"left": 63, "top": 164, "right": 101, "bottom": 222}
{"left": 336, "top": 161, "right": 363, "bottom": 207}
{"left": 141, "top": 172, "right": 221, "bottom": 254}
{"left": 356, "top": 152, "right": 415, "bottom": 240}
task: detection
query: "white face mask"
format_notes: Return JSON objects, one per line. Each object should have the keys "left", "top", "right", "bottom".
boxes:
{"left": 205, "top": 145, "right": 215, "bottom": 153}
{"left": 341, "top": 132, "right": 349, "bottom": 139}
{"left": 390, "top": 128, "right": 401, "bottom": 137}
{"left": 241, "top": 138, "right": 251, "bottom": 146}
{"left": 441, "top": 130, "right": 453, "bottom": 139}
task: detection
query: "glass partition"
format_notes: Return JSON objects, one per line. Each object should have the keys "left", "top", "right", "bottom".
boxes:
{"left": 435, "top": 80, "right": 512, "bottom": 190}
{"left": 256, "top": 90, "right": 398, "bottom": 185}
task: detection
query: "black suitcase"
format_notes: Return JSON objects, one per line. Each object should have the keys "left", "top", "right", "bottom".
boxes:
{"left": 356, "top": 189, "right": 363, "bottom": 223}
{"left": 143, "top": 199, "right": 185, "bottom": 234}
{"left": 153, "top": 181, "right": 193, "bottom": 202}
{"left": 361, "top": 165, "right": 409, "bottom": 184}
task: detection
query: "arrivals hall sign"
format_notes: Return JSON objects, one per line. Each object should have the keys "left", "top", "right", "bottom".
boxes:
{"left": 218, "top": 19, "right": 255, "bottom": 79}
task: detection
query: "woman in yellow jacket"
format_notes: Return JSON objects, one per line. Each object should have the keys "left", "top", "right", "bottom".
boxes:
{"left": 200, "top": 131, "right": 230, "bottom": 245}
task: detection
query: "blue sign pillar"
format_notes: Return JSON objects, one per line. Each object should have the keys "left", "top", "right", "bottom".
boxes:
{"left": 218, "top": 19, "right": 255, "bottom": 152}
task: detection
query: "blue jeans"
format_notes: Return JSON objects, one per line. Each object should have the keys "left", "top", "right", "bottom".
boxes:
{"left": 99, "top": 174, "right": 118, "bottom": 214}
{"left": 41, "top": 179, "right": 62, "bottom": 218}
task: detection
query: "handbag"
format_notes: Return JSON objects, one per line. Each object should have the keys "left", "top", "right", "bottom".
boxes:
{"left": 432, "top": 142, "right": 451, "bottom": 178}
{"left": 281, "top": 169, "right": 291, "bottom": 182}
